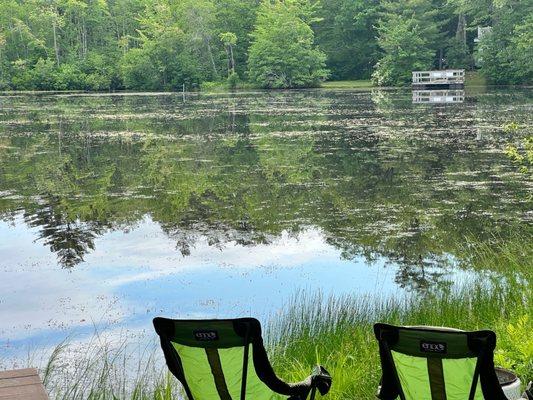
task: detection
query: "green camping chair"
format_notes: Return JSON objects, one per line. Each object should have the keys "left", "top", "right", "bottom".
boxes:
{"left": 373, "top": 323, "right": 508, "bottom": 400}
{"left": 153, "top": 317, "right": 332, "bottom": 400}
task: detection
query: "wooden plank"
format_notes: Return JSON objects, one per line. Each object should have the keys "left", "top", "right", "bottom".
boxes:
{"left": 0, "top": 375, "right": 41, "bottom": 388}
{"left": 0, "top": 370, "right": 38, "bottom": 380}
{"left": 0, "top": 384, "right": 47, "bottom": 398}
{"left": 0, "top": 369, "right": 48, "bottom": 400}
{"left": 0, "top": 395, "right": 43, "bottom": 400}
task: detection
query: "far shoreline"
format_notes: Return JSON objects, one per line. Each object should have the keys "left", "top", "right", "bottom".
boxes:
{"left": 2, "top": 74, "right": 531, "bottom": 96}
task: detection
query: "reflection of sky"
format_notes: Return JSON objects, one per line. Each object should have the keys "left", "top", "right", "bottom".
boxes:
{"left": 0, "top": 215, "right": 468, "bottom": 363}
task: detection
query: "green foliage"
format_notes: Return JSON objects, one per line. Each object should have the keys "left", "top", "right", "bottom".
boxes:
{"left": 372, "top": 0, "right": 443, "bottom": 86}
{"left": 506, "top": 136, "right": 533, "bottom": 174}
{"left": 314, "top": 0, "right": 381, "bottom": 80}
{"left": 120, "top": 30, "right": 201, "bottom": 91}
{"left": 120, "top": 48, "right": 160, "bottom": 90}
{"left": 509, "top": 15, "right": 533, "bottom": 84}
{"left": 30, "top": 59, "right": 57, "bottom": 89}
{"left": 7, "top": 55, "right": 119, "bottom": 91}
{"left": 269, "top": 277, "right": 532, "bottom": 399}
{"left": 494, "top": 315, "right": 533, "bottom": 381}
{"left": 503, "top": 122, "right": 520, "bottom": 133}
{"left": 219, "top": 32, "right": 237, "bottom": 47}
{"left": 214, "top": 0, "right": 259, "bottom": 77}
{"left": 446, "top": 39, "right": 472, "bottom": 69}
{"left": 476, "top": 3, "right": 533, "bottom": 85}
{"left": 372, "top": 17, "right": 434, "bottom": 86}
{"left": 199, "top": 80, "right": 222, "bottom": 91}
{"left": 227, "top": 71, "right": 239, "bottom": 89}
{"left": 247, "top": 0, "right": 329, "bottom": 89}
{"left": 219, "top": 32, "right": 238, "bottom": 77}
{"left": 56, "top": 64, "right": 91, "bottom": 90}
{"left": 0, "top": 0, "right": 531, "bottom": 89}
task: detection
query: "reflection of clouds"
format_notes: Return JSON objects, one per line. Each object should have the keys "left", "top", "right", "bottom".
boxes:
{"left": 1, "top": 214, "right": 472, "bottom": 366}
{"left": 87, "top": 218, "right": 333, "bottom": 279}
{"left": 0, "top": 221, "right": 125, "bottom": 339}
{"left": 0, "top": 215, "right": 394, "bottom": 349}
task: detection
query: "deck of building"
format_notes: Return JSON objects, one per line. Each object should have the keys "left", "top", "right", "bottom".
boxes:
{"left": 412, "top": 69, "right": 465, "bottom": 88}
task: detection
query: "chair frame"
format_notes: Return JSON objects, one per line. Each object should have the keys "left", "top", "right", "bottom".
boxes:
{"left": 374, "top": 323, "right": 508, "bottom": 400}
{"left": 154, "top": 317, "right": 331, "bottom": 400}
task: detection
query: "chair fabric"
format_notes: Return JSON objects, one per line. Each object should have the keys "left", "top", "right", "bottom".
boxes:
{"left": 374, "top": 323, "right": 508, "bottom": 400}
{"left": 153, "top": 317, "right": 331, "bottom": 400}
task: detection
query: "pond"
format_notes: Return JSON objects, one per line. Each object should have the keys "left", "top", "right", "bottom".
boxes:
{"left": 0, "top": 88, "right": 531, "bottom": 365}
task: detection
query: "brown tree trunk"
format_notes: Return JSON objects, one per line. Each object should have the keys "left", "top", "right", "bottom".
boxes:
{"left": 205, "top": 38, "right": 218, "bottom": 79}
{"left": 456, "top": 14, "right": 467, "bottom": 45}
{"left": 229, "top": 45, "right": 235, "bottom": 75}
{"left": 53, "top": 21, "right": 60, "bottom": 66}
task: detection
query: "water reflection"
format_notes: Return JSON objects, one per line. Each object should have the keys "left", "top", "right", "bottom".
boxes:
{"left": 0, "top": 89, "right": 531, "bottom": 353}
{"left": 23, "top": 196, "right": 106, "bottom": 268}
{"left": 412, "top": 90, "right": 465, "bottom": 104}
{"left": 1, "top": 90, "right": 530, "bottom": 273}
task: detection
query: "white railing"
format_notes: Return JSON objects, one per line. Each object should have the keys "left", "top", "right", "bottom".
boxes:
{"left": 412, "top": 90, "right": 464, "bottom": 104}
{"left": 412, "top": 69, "right": 465, "bottom": 85}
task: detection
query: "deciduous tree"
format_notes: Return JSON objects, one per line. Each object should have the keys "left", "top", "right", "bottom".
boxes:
{"left": 248, "top": 0, "right": 328, "bottom": 88}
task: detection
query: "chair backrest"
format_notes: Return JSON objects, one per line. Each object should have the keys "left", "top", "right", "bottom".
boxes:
{"left": 153, "top": 317, "right": 282, "bottom": 400}
{"left": 374, "top": 324, "right": 508, "bottom": 400}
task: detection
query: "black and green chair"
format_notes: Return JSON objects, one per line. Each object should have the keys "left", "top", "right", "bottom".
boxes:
{"left": 153, "top": 317, "right": 332, "bottom": 400}
{"left": 374, "top": 323, "right": 508, "bottom": 400}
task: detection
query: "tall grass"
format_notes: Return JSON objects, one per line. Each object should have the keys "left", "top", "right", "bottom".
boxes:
{"left": 268, "top": 280, "right": 532, "bottom": 399}
{"left": 40, "top": 334, "right": 181, "bottom": 400}
{"left": 38, "top": 280, "right": 531, "bottom": 400}
{"left": 459, "top": 232, "right": 532, "bottom": 277}
{"left": 35, "top": 234, "right": 531, "bottom": 399}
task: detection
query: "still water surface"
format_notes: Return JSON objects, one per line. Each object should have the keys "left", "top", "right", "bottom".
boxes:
{"left": 0, "top": 88, "right": 531, "bottom": 363}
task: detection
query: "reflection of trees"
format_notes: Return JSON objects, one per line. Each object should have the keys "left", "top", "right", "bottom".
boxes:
{"left": 24, "top": 196, "right": 106, "bottom": 268}
{"left": 385, "top": 226, "right": 453, "bottom": 292}
{"left": 0, "top": 91, "right": 531, "bottom": 287}
{"left": 394, "top": 256, "right": 450, "bottom": 291}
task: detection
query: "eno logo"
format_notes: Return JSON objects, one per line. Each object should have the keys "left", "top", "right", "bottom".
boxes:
{"left": 420, "top": 341, "right": 447, "bottom": 354}
{"left": 193, "top": 330, "right": 219, "bottom": 341}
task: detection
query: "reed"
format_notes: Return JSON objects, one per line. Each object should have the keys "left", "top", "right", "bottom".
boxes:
{"left": 268, "top": 280, "right": 532, "bottom": 399}
{"left": 38, "top": 237, "right": 531, "bottom": 399}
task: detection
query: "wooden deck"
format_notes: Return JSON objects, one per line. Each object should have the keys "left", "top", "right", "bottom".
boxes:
{"left": 0, "top": 369, "right": 49, "bottom": 400}
{"left": 412, "top": 69, "right": 465, "bottom": 88}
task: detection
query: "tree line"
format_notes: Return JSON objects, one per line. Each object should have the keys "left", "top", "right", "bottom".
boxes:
{"left": 0, "top": 0, "right": 531, "bottom": 90}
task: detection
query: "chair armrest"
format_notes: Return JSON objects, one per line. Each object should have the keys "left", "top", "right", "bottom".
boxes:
{"left": 310, "top": 365, "right": 332, "bottom": 396}
{"left": 251, "top": 338, "right": 332, "bottom": 398}
{"left": 286, "top": 366, "right": 332, "bottom": 399}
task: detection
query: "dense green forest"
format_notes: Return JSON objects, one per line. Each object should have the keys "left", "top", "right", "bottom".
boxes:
{"left": 0, "top": 0, "right": 531, "bottom": 90}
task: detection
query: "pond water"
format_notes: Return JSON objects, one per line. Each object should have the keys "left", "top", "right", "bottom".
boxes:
{"left": 0, "top": 88, "right": 531, "bottom": 364}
